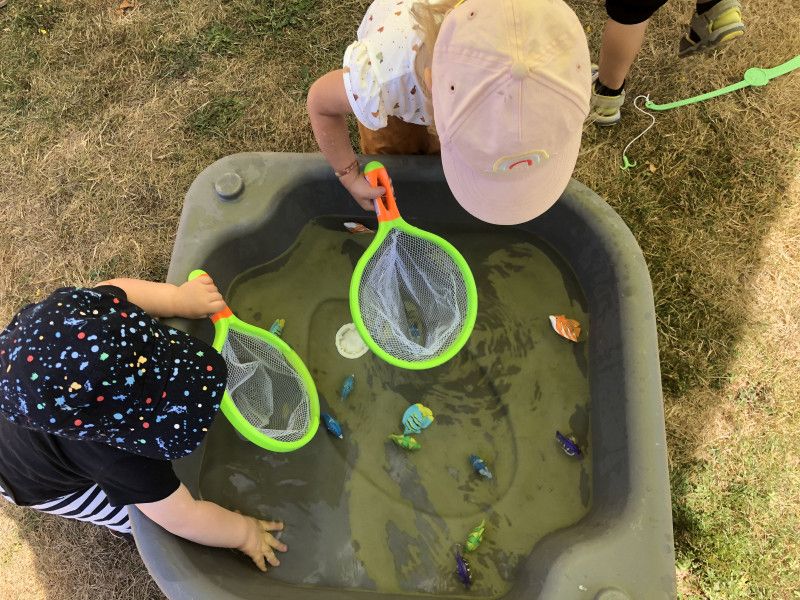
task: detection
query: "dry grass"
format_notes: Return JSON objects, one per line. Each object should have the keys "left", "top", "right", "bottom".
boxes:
{"left": 1, "top": 504, "right": 161, "bottom": 599}
{"left": 1, "top": 0, "right": 799, "bottom": 597}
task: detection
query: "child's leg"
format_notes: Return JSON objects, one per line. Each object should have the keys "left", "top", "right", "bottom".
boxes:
{"left": 358, "top": 116, "right": 440, "bottom": 156}
{"left": 25, "top": 484, "right": 131, "bottom": 533}
{"left": 591, "top": 0, "right": 667, "bottom": 125}
{"left": 597, "top": 19, "right": 648, "bottom": 91}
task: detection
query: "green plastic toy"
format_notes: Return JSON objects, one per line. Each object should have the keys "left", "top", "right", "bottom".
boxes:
{"left": 388, "top": 434, "right": 421, "bottom": 451}
{"left": 464, "top": 519, "right": 486, "bottom": 552}
{"left": 645, "top": 55, "right": 800, "bottom": 111}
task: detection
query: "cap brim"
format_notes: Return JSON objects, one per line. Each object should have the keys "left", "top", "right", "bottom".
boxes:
{"left": 440, "top": 128, "right": 582, "bottom": 226}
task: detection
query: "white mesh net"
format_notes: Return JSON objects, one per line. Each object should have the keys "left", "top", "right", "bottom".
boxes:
{"left": 221, "top": 329, "right": 311, "bottom": 442}
{"left": 357, "top": 229, "right": 470, "bottom": 363}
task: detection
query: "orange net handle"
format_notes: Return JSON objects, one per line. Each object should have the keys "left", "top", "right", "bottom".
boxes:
{"left": 364, "top": 162, "right": 400, "bottom": 223}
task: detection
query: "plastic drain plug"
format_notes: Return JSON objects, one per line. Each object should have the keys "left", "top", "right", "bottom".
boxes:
{"left": 335, "top": 323, "right": 369, "bottom": 359}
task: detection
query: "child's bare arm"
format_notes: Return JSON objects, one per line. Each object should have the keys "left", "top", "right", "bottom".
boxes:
{"left": 307, "top": 69, "right": 385, "bottom": 210}
{"left": 136, "top": 483, "right": 287, "bottom": 572}
{"left": 97, "top": 275, "right": 225, "bottom": 319}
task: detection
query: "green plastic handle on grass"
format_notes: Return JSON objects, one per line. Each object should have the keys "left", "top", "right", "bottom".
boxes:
{"left": 645, "top": 54, "right": 800, "bottom": 111}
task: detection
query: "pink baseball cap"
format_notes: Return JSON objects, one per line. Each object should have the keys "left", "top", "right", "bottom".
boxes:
{"left": 432, "top": 0, "right": 591, "bottom": 225}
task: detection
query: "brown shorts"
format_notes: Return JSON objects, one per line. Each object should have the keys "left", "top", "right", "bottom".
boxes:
{"left": 357, "top": 116, "right": 441, "bottom": 156}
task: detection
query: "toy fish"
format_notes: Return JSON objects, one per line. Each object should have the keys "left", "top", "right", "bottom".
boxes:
{"left": 340, "top": 374, "right": 355, "bottom": 401}
{"left": 454, "top": 548, "right": 472, "bottom": 588}
{"left": 549, "top": 315, "right": 581, "bottom": 342}
{"left": 469, "top": 454, "right": 493, "bottom": 479}
{"left": 321, "top": 413, "right": 343, "bottom": 439}
{"left": 464, "top": 519, "right": 485, "bottom": 552}
{"left": 343, "top": 221, "right": 374, "bottom": 234}
{"left": 268, "top": 318, "right": 285, "bottom": 337}
{"left": 408, "top": 322, "right": 421, "bottom": 340}
{"left": 555, "top": 431, "right": 582, "bottom": 457}
{"left": 401, "top": 403, "right": 434, "bottom": 435}
{"left": 388, "top": 434, "right": 421, "bottom": 451}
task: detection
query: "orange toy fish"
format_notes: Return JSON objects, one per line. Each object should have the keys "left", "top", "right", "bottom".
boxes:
{"left": 549, "top": 315, "right": 581, "bottom": 342}
{"left": 343, "top": 221, "right": 374, "bottom": 234}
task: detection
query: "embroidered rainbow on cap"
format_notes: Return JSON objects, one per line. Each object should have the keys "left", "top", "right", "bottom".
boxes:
{"left": 493, "top": 150, "right": 550, "bottom": 173}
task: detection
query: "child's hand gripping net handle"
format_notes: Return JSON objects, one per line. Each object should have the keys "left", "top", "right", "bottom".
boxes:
{"left": 364, "top": 161, "right": 400, "bottom": 223}
{"left": 187, "top": 269, "right": 232, "bottom": 323}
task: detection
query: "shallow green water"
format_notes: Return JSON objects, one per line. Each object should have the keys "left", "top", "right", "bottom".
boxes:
{"left": 199, "top": 217, "right": 591, "bottom": 597}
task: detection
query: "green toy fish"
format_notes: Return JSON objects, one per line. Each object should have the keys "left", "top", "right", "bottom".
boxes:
{"left": 388, "top": 434, "right": 421, "bottom": 451}
{"left": 464, "top": 519, "right": 485, "bottom": 552}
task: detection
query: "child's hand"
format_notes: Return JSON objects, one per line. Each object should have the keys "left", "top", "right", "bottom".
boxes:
{"left": 238, "top": 517, "right": 288, "bottom": 572}
{"left": 174, "top": 275, "right": 226, "bottom": 319}
{"left": 340, "top": 171, "right": 384, "bottom": 212}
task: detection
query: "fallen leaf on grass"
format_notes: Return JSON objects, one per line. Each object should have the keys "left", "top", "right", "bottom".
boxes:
{"left": 115, "top": 0, "right": 134, "bottom": 15}
{"left": 647, "top": 162, "right": 657, "bottom": 173}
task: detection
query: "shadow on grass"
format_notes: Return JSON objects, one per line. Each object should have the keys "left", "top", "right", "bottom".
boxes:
{"left": 570, "top": 2, "right": 799, "bottom": 595}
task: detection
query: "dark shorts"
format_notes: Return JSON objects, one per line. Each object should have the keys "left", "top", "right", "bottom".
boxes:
{"left": 606, "top": 0, "right": 670, "bottom": 24}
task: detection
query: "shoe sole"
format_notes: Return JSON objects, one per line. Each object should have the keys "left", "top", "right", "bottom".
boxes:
{"left": 594, "top": 118, "right": 621, "bottom": 127}
{"left": 679, "top": 28, "right": 744, "bottom": 57}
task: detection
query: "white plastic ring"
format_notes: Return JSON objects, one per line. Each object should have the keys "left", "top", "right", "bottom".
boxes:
{"left": 335, "top": 323, "right": 369, "bottom": 359}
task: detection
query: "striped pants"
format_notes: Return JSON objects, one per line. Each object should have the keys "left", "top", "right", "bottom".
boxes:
{"left": 0, "top": 483, "right": 131, "bottom": 533}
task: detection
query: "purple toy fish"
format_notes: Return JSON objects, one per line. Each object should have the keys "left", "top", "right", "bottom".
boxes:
{"left": 555, "top": 431, "right": 582, "bottom": 457}
{"left": 454, "top": 547, "right": 472, "bottom": 588}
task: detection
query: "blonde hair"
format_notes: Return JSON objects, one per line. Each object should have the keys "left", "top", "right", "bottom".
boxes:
{"left": 410, "top": 0, "right": 460, "bottom": 134}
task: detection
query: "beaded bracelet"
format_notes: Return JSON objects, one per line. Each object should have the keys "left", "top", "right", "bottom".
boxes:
{"left": 334, "top": 160, "right": 359, "bottom": 178}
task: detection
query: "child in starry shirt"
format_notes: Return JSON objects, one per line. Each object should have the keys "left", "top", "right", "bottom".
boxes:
{"left": 307, "top": 0, "right": 591, "bottom": 225}
{"left": 0, "top": 275, "right": 286, "bottom": 572}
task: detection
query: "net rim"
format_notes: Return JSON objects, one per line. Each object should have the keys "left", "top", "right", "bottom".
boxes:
{"left": 349, "top": 218, "right": 478, "bottom": 370}
{"left": 213, "top": 315, "right": 320, "bottom": 452}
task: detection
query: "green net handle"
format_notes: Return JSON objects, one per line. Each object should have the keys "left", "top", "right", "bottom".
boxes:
{"left": 186, "top": 269, "right": 321, "bottom": 452}
{"left": 645, "top": 55, "right": 800, "bottom": 111}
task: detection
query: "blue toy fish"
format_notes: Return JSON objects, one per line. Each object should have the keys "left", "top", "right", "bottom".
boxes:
{"left": 321, "top": 413, "right": 343, "bottom": 439}
{"left": 268, "top": 318, "right": 285, "bottom": 337}
{"left": 408, "top": 322, "right": 421, "bottom": 341}
{"left": 340, "top": 374, "right": 355, "bottom": 401}
{"left": 555, "top": 431, "right": 582, "bottom": 457}
{"left": 454, "top": 548, "right": 472, "bottom": 588}
{"left": 401, "top": 403, "right": 434, "bottom": 435}
{"left": 469, "top": 454, "right": 493, "bottom": 479}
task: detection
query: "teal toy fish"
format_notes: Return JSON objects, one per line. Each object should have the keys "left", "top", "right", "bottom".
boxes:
{"left": 388, "top": 434, "right": 421, "bottom": 451}
{"left": 268, "top": 318, "right": 285, "bottom": 337}
{"left": 321, "top": 413, "right": 343, "bottom": 439}
{"left": 401, "top": 403, "right": 434, "bottom": 435}
{"left": 464, "top": 519, "right": 485, "bottom": 552}
{"left": 340, "top": 374, "right": 355, "bottom": 401}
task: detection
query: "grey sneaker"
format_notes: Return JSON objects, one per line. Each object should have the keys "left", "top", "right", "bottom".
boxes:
{"left": 590, "top": 64, "right": 625, "bottom": 126}
{"left": 679, "top": 0, "right": 745, "bottom": 57}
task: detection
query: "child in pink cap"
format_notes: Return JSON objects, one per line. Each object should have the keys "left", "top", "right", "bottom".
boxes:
{"left": 307, "top": 0, "right": 591, "bottom": 225}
